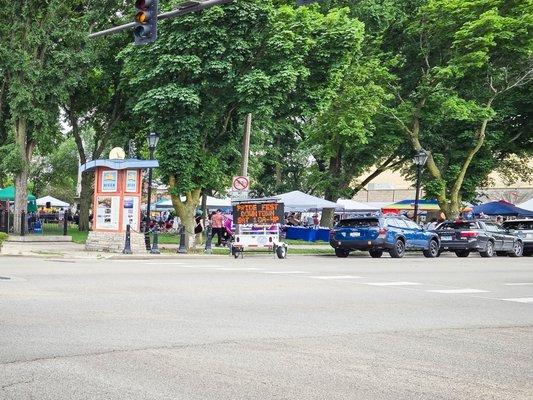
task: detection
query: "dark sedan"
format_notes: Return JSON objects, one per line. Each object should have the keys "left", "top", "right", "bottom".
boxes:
{"left": 435, "top": 220, "right": 523, "bottom": 257}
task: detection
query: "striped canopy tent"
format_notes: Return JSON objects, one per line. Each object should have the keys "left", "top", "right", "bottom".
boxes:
{"left": 0, "top": 186, "right": 38, "bottom": 212}
{"left": 382, "top": 199, "right": 440, "bottom": 214}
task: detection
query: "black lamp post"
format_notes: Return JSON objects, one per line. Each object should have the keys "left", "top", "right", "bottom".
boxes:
{"left": 413, "top": 148, "right": 429, "bottom": 224}
{"left": 144, "top": 132, "right": 159, "bottom": 247}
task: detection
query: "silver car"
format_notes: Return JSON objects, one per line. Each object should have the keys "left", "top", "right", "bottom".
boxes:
{"left": 502, "top": 219, "right": 533, "bottom": 256}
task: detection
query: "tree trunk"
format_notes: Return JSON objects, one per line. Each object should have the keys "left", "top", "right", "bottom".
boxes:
{"left": 324, "top": 150, "right": 341, "bottom": 201}
{"left": 440, "top": 198, "right": 461, "bottom": 220}
{"left": 78, "top": 172, "right": 94, "bottom": 231}
{"left": 320, "top": 207, "right": 335, "bottom": 228}
{"left": 13, "top": 118, "right": 29, "bottom": 235}
{"left": 169, "top": 176, "right": 201, "bottom": 250}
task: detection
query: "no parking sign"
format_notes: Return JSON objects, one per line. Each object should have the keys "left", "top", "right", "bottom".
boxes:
{"left": 232, "top": 176, "right": 250, "bottom": 191}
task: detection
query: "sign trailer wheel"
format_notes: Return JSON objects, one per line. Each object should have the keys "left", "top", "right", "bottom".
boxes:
{"left": 276, "top": 245, "right": 287, "bottom": 259}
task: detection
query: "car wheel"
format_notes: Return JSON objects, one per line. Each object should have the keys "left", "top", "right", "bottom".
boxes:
{"left": 369, "top": 250, "right": 383, "bottom": 258}
{"left": 335, "top": 249, "right": 350, "bottom": 258}
{"left": 496, "top": 251, "right": 508, "bottom": 257}
{"left": 480, "top": 241, "right": 494, "bottom": 258}
{"left": 455, "top": 250, "right": 470, "bottom": 258}
{"left": 509, "top": 241, "right": 523, "bottom": 257}
{"left": 389, "top": 239, "right": 405, "bottom": 258}
{"left": 423, "top": 239, "right": 439, "bottom": 258}
{"left": 276, "top": 245, "right": 287, "bottom": 259}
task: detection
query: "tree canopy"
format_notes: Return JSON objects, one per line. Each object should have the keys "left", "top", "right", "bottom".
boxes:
{"left": 0, "top": 0, "right": 530, "bottom": 241}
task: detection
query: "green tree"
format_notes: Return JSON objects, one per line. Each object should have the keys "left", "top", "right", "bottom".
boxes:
{"left": 64, "top": 33, "right": 135, "bottom": 231}
{"left": 30, "top": 138, "right": 79, "bottom": 203}
{"left": 385, "top": 0, "right": 532, "bottom": 217}
{"left": 121, "top": 0, "right": 363, "bottom": 247}
{"left": 0, "top": 0, "right": 89, "bottom": 233}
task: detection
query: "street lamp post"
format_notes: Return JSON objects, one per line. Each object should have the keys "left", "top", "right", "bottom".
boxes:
{"left": 145, "top": 132, "right": 159, "bottom": 249}
{"left": 412, "top": 149, "right": 429, "bottom": 224}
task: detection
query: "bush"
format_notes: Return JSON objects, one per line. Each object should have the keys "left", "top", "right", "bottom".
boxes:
{"left": 0, "top": 232, "right": 8, "bottom": 247}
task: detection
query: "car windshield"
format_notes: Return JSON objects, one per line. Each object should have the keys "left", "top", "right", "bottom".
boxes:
{"left": 502, "top": 221, "right": 533, "bottom": 230}
{"left": 438, "top": 221, "right": 478, "bottom": 230}
{"left": 336, "top": 219, "right": 380, "bottom": 228}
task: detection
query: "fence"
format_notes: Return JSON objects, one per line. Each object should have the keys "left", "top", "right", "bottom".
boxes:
{"left": 0, "top": 211, "right": 72, "bottom": 236}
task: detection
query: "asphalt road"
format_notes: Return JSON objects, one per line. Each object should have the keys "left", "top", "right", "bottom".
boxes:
{"left": 1, "top": 253, "right": 532, "bottom": 400}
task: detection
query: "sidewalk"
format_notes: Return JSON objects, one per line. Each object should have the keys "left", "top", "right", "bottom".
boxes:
{"left": 0, "top": 240, "right": 332, "bottom": 259}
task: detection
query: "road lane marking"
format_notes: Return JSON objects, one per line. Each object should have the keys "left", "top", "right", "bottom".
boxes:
{"left": 364, "top": 282, "right": 421, "bottom": 286}
{"left": 145, "top": 262, "right": 186, "bottom": 265}
{"left": 505, "top": 283, "right": 533, "bottom": 286}
{"left": 310, "top": 275, "right": 365, "bottom": 280}
{"left": 501, "top": 298, "right": 533, "bottom": 303}
{"left": 260, "top": 271, "right": 308, "bottom": 274}
{"left": 0, "top": 276, "right": 27, "bottom": 282}
{"left": 427, "top": 289, "right": 489, "bottom": 294}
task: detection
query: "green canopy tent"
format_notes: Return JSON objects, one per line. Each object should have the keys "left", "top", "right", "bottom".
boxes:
{"left": 0, "top": 186, "right": 38, "bottom": 212}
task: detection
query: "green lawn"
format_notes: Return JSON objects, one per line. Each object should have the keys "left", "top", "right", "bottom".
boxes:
{"left": 284, "top": 239, "right": 329, "bottom": 246}
{"left": 37, "top": 223, "right": 89, "bottom": 244}
{"left": 69, "top": 229, "right": 89, "bottom": 244}
{"left": 34, "top": 228, "right": 330, "bottom": 248}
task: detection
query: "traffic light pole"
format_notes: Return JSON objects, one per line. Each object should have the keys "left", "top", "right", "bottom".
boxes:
{"left": 89, "top": 0, "right": 233, "bottom": 39}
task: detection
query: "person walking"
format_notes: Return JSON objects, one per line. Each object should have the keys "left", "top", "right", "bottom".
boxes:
{"left": 210, "top": 209, "right": 225, "bottom": 246}
{"left": 58, "top": 208, "right": 65, "bottom": 227}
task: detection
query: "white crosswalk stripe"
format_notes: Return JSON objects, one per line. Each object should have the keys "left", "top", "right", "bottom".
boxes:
{"left": 309, "top": 275, "right": 364, "bottom": 280}
{"left": 505, "top": 283, "right": 533, "bottom": 286}
{"left": 501, "top": 298, "right": 533, "bottom": 303}
{"left": 427, "top": 289, "right": 489, "bottom": 294}
{"left": 364, "top": 282, "right": 421, "bottom": 286}
{"left": 260, "top": 271, "right": 308, "bottom": 274}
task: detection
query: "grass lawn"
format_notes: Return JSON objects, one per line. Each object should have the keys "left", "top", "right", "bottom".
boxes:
{"left": 38, "top": 224, "right": 89, "bottom": 244}
{"left": 35, "top": 228, "right": 330, "bottom": 248}
{"left": 284, "top": 239, "right": 329, "bottom": 246}
{"left": 69, "top": 229, "right": 89, "bottom": 244}
{"left": 159, "top": 233, "right": 180, "bottom": 244}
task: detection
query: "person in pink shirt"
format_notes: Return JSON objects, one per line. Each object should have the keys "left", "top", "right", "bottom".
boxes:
{"left": 210, "top": 209, "right": 225, "bottom": 246}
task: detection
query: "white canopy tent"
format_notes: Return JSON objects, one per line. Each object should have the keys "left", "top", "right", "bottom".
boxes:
{"left": 150, "top": 196, "right": 232, "bottom": 211}
{"left": 336, "top": 199, "right": 380, "bottom": 211}
{"left": 36, "top": 195, "right": 70, "bottom": 208}
{"left": 273, "top": 191, "right": 340, "bottom": 212}
{"left": 517, "top": 198, "right": 533, "bottom": 211}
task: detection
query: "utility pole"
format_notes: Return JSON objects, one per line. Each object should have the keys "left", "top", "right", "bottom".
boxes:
{"left": 240, "top": 113, "right": 252, "bottom": 176}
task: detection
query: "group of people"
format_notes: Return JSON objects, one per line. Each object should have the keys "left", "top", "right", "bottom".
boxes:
{"left": 198, "top": 209, "right": 233, "bottom": 247}
{"left": 285, "top": 212, "right": 320, "bottom": 227}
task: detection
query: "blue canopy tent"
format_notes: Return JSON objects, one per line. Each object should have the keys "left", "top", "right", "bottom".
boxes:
{"left": 472, "top": 200, "right": 533, "bottom": 217}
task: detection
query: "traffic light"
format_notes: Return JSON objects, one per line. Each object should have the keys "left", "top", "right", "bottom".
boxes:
{"left": 134, "top": 0, "right": 158, "bottom": 45}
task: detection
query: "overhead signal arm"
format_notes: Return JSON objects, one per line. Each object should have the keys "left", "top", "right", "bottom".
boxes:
{"left": 89, "top": 0, "right": 233, "bottom": 42}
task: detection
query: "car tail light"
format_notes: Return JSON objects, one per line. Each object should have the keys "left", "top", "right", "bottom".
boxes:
{"left": 378, "top": 228, "right": 388, "bottom": 238}
{"left": 460, "top": 231, "right": 478, "bottom": 238}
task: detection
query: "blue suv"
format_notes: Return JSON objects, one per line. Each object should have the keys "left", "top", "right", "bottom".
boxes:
{"left": 330, "top": 215, "right": 440, "bottom": 258}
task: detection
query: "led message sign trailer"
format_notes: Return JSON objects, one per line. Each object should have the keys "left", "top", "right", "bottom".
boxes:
{"left": 233, "top": 202, "right": 285, "bottom": 225}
